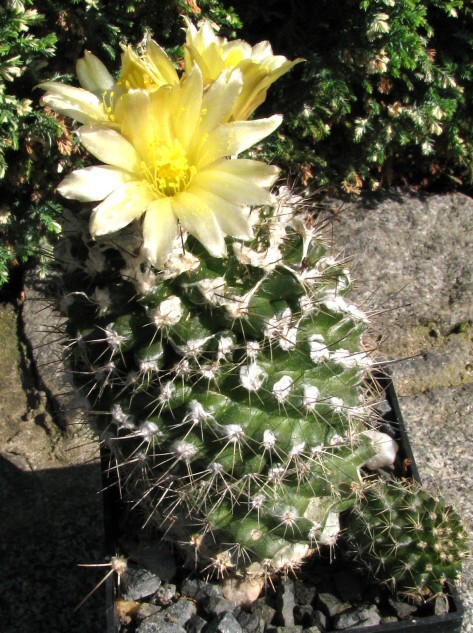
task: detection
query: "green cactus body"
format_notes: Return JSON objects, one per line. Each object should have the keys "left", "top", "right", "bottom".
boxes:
{"left": 344, "top": 479, "right": 468, "bottom": 600}
{"left": 58, "top": 194, "right": 384, "bottom": 574}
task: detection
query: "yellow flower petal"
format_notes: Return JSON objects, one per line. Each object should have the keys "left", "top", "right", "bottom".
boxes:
{"left": 172, "top": 65, "right": 203, "bottom": 149}
{"left": 145, "top": 39, "right": 179, "bottom": 86}
{"left": 76, "top": 51, "right": 115, "bottom": 94}
{"left": 173, "top": 191, "right": 226, "bottom": 257}
{"left": 210, "top": 158, "right": 280, "bottom": 188}
{"left": 39, "top": 83, "right": 107, "bottom": 125}
{"left": 90, "top": 181, "right": 154, "bottom": 237}
{"left": 192, "top": 168, "right": 275, "bottom": 207}
{"left": 142, "top": 197, "right": 178, "bottom": 266}
{"left": 188, "top": 184, "right": 253, "bottom": 240}
{"left": 57, "top": 166, "right": 135, "bottom": 202}
{"left": 196, "top": 115, "right": 282, "bottom": 167}
{"left": 77, "top": 125, "right": 142, "bottom": 173}
{"left": 198, "top": 70, "right": 243, "bottom": 134}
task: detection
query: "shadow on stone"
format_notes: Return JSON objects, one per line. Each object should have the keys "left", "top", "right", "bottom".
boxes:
{"left": 0, "top": 453, "right": 107, "bottom": 633}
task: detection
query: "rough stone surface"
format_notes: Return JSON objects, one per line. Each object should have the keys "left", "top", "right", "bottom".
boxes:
{"left": 329, "top": 191, "right": 473, "bottom": 330}
{"left": 122, "top": 567, "right": 162, "bottom": 601}
{"left": 0, "top": 302, "right": 105, "bottom": 633}
{"left": 204, "top": 612, "right": 244, "bottom": 633}
{"left": 329, "top": 190, "right": 473, "bottom": 632}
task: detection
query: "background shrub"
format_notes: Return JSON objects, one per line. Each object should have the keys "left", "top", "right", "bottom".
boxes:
{"left": 2, "top": 0, "right": 473, "bottom": 286}
{"left": 234, "top": 0, "right": 473, "bottom": 194}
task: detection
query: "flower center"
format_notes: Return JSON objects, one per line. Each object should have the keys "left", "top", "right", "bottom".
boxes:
{"left": 142, "top": 139, "right": 196, "bottom": 197}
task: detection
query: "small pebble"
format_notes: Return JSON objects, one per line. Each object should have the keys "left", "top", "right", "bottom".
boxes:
{"left": 156, "top": 583, "right": 178, "bottom": 606}
{"left": 181, "top": 578, "right": 221, "bottom": 602}
{"left": 387, "top": 597, "right": 418, "bottom": 619}
{"left": 276, "top": 579, "right": 296, "bottom": 627}
{"left": 186, "top": 614, "right": 208, "bottom": 633}
{"left": 203, "top": 612, "right": 244, "bottom": 633}
{"left": 317, "top": 593, "right": 351, "bottom": 618}
{"left": 123, "top": 567, "right": 162, "bottom": 601}
{"left": 434, "top": 595, "right": 449, "bottom": 616}
{"left": 137, "top": 621, "right": 186, "bottom": 633}
{"left": 234, "top": 606, "right": 264, "bottom": 633}
{"left": 203, "top": 596, "right": 238, "bottom": 618}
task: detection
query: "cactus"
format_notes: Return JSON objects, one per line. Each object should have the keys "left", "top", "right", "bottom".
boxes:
{"left": 56, "top": 193, "right": 385, "bottom": 575}
{"left": 41, "top": 18, "right": 467, "bottom": 594}
{"left": 343, "top": 478, "right": 468, "bottom": 600}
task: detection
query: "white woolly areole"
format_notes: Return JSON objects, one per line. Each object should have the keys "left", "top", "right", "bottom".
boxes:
{"left": 218, "top": 336, "right": 234, "bottom": 359}
{"left": 308, "top": 334, "right": 330, "bottom": 364}
{"left": 318, "top": 511, "right": 340, "bottom": 546}
{"left": 328, "top": 397, "right": 344, "bottom": 412}
{"left": 323, "top": 293, "right": 369, "bottom": 323}
{"left": 162, "top": 248, "right": 199, "bottom": 279}
{"left": 137, "top": 420, "right": 164, "bottom": 442}
{"left": 105, "top": 324, "right": 125, "bottom": 353}
{"left": 330, "top": 348, "right": 372, "bottom": 369}
{"left": 289, "top": 442, "right": 306, "bottom": 457}
{"left": 171, "top": 440, "right": 198, "bottom": 461}
{"left": 197, "top": 277, "right": 227, "bottom": 305}
{"left": 91, "top": 287, "right": 111, "bottom": 316}
{"left": 303, "top": 384, "right": 320, "bottom": 410}
{"left": 272, "top": 375, "right": 294, "bottom": 403}
{"left": 240, "top": 363, "right": 267, "bottom": 391}
{"left": 158, "top": 381, "right": 175, "bottom": 404}
{"left": 279, "top": 326, "right": 298, "bottom": 351}
{"left": 213, "top": 424, "right": 245, "bottom": 444}
{"left": 299, "top": 295, "right": 319, "bottom": 317}
{"left": 186, "top": 400, "right": 213, "bottom": 423}
{"left": 271, "top": 543, "right": 310, "bottom": 570}
{"left": 362, "top": 430, "right": 399, "bottom": 470}
{"left": 263, "top": 429, "right": 277, "bottom": 449}
{"left": 176, "top": 336, "right": 213, "bottom": 357}
{"left": 111, "top": 404, "right": 135, "bottom": 430}
{"left": 149, "top": 295, "right": 183, "bottom": 329}
{"left": 232, "top": 242, "right": 280, "bottom": 271}
{"left": 246, "top": 341, "right": 260, "bottom": 360}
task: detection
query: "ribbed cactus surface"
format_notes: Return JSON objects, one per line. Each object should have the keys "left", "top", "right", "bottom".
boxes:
{"left": 58, "top": 196, "right": 382, "bottom": 574}
{"left": 344, "top": 478, "right": 468, "bottom": 599}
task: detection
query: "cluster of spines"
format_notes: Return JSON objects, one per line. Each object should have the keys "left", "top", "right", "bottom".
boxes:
{"left": 56, "top": 196, "right": 383, "bottom": 574}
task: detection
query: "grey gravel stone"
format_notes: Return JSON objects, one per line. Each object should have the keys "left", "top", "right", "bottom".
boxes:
{"left": 165, "top": 598, "right": 198, "bottom": 626}
{"left": 276, "top": 579, "right": 296, "bottom": 627}
{"left": 317, "top": 593, "right": 351, "bottom": 618}
{"left": 294, "top": 604, "right": 315, "bottom": 627}
{"left": 251, "top": 599, "right": 277, "bottom": 626}
{"left": 435, "top": 595, "right": 450, "bottom": 616}
{"left": 137, "top": 622, "right": 186, "bottom": 633}
{"left": 387, "top": 597, "right": 418, "bottom": 619}
{"left": 312, "top": 610, "right": 327, "bottom": 631}
{"left": 186, "top": 615, "right": 209, "bottom": 633}
{"left": 203, "top": 612, "right": 244, "bottom": 633}
{"left": 294, "top": 581, "right": 317, "bottom": 607}
{"left": 156, "top": 582, "right": 178, "bottom": 605}
{"left": 182, "top": 578, "right": 221, "bottom": 602}
{"left": 203, "top": 596, "right": 238, "bottom": 618}
{"left": 122, "top": 566, "right": 162, "bottom": 601}
{"left": 330, "top": 191, "right": 473, "bottom": 329}
{"left": 234, "top": 606, "right": 264, "bottom": 633}
{"left": 333, "top": 605, "right": 381, "bottom": 630}
{"left": 137, "top": 602, "right": 163, "bottom": 622}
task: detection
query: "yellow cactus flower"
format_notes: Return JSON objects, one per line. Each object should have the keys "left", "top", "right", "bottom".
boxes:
{"left": 56, "top": 66, "right": 282, "bottom": 266}
{"left": 183, "top": 17, "right": 303, "bottom": 120}
{"left": 39, "top": 40, "right": 178, "bottom": 127}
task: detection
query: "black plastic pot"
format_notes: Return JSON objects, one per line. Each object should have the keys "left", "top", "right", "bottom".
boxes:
{"left": 100, "top": 373, "right": 464, "bottom": 633}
